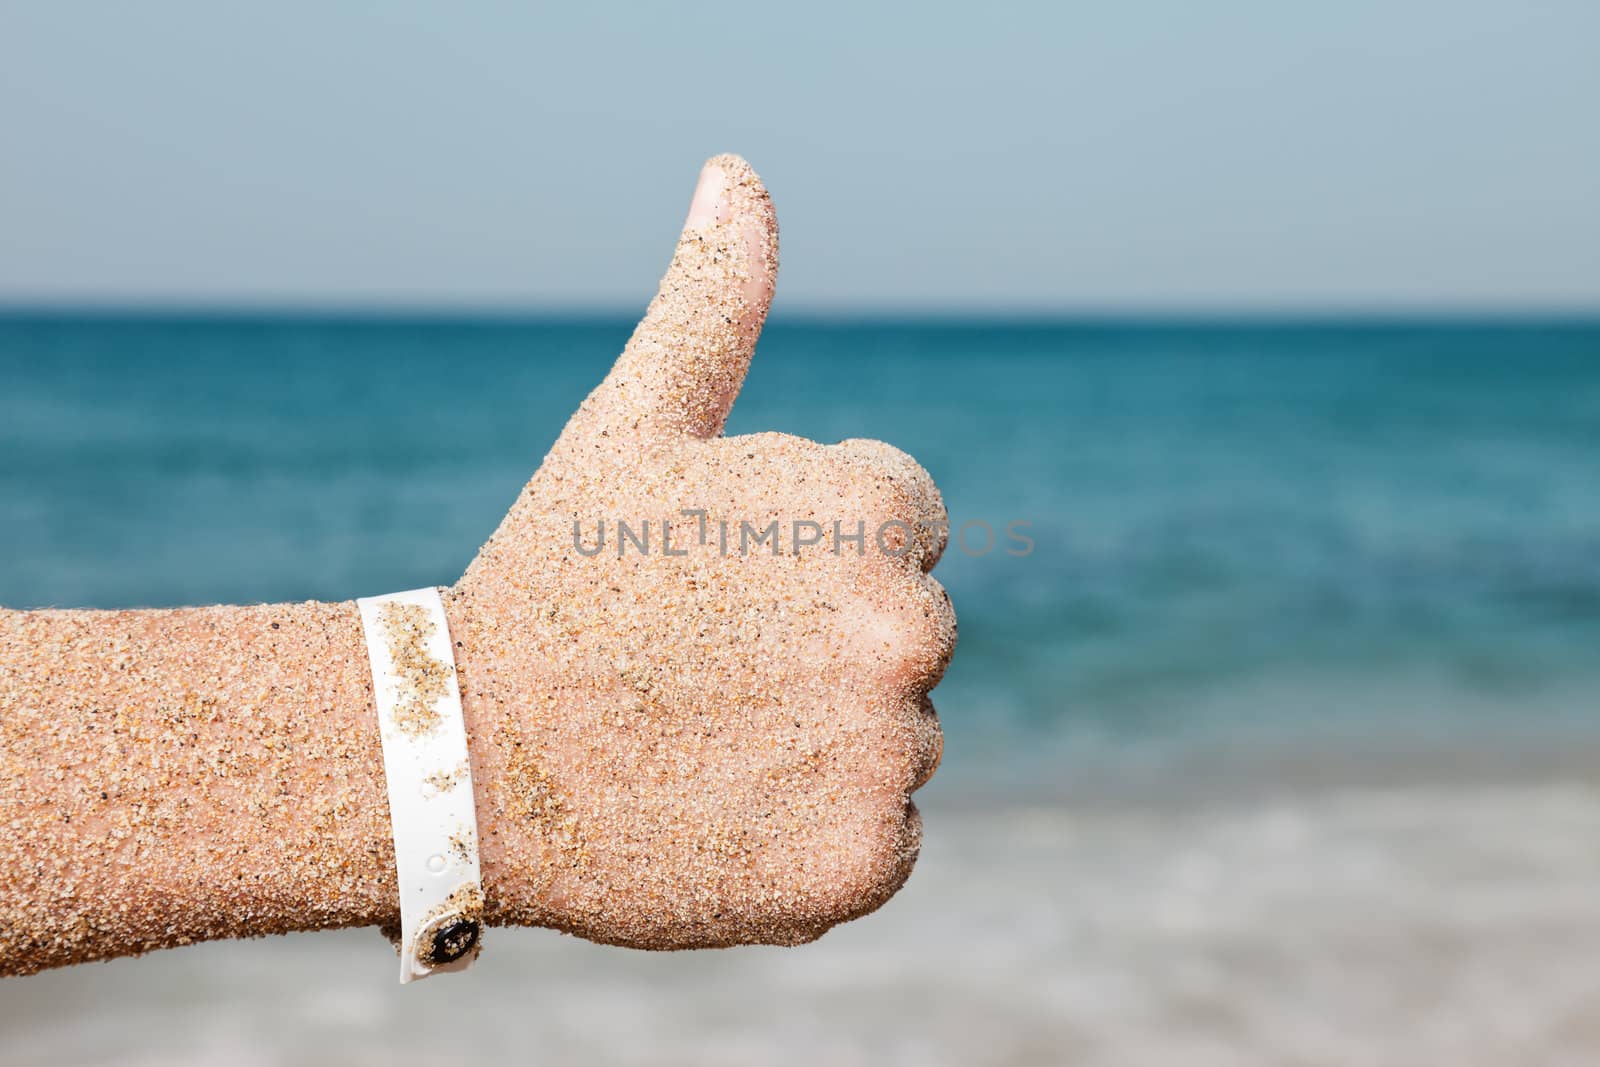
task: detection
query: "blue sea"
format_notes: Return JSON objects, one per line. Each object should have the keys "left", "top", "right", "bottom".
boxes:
{"left": 3, "top": 315, "right": 1600, "bottom": 1065}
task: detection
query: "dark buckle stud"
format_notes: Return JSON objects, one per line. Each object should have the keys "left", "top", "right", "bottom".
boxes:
{"left": 421, "top": 915, "right": 481, "bottom": 966}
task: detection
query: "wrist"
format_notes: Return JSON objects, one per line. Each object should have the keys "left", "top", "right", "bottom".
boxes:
{"left": 442, "top": 584, "right": 565, "bottom": 929}
{"left": 254, "top": 598, "right": 402, "bottom": 933}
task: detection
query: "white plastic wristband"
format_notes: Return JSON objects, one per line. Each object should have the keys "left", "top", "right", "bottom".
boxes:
{"left": 356, "top": 587, "right": 484, "bottom": 984}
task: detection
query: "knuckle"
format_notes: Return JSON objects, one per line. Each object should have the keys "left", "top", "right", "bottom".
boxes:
{"left": 847, "top": 579, "right": 958, "bottom": 693}
{"left": 836, "top": 471, "right": 907, "bottom": 531}
{"left": 908, "top": 696, "right": 944, "bottom": 791}
{"left": 834, "top": 798, "right": 922, "bottom": 907}
{"left": 852, "top": 603, "right": 931, "bottom": 690}
{"left": 917, "top": 488, "right": 950, "bottom": 571}
{"left": 829, "top": 439, "right": 948, "bottom": 571}
{"left": 891, "top": 579, "right": 959, "bottom": 691}
{"left": 723, "top": 429, "right": 818, "bottom": 454}
{"left": 770, "top": 773, "right": 922, "bottom": 929}
{"left": 829, "top": 440, "right": 920, "bottom": 508}
{"left": 883, "top": 800, "right": 924, "bottom": 892}
{"left": 834, "top": 439, "right": 930, "bottom": 487}
{"left": 846, "top": 697, "right": 943, "bottom": 795}
{"left": 861, "top": 696, "right": 943, "bottom": 794}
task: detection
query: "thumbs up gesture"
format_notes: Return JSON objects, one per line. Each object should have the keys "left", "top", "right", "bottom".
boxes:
{"left": 449, "top": 156, "right": 956, "bottom": 948}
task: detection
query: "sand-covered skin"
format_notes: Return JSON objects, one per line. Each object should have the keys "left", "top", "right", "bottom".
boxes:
{"left": 0, "top": 155, "right": 955, "bottom": 974}
{"left": 0, "top": 602, "right": 398, "bottom": 974}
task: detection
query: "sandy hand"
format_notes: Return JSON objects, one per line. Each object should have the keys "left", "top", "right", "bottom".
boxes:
{"left": 448, "top": 155, "right": 955, "bottom": 948}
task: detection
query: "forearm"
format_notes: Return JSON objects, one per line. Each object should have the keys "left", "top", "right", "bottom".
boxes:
{"left": 0, "top": 600, "right": 397, "bottom": 975}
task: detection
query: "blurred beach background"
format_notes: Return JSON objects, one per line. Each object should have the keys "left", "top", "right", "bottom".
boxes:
{"left": 3, "top": 3, "right": 1599, "bottom": 1066}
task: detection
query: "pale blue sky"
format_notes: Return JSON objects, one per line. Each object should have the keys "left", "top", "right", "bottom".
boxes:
{"left": 1, "top": 2, "right": 1596, "bottom": 313}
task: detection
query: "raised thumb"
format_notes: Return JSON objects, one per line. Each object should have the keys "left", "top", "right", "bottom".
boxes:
{"left": 561, "top": 154, "right": 778, "bottom": 445}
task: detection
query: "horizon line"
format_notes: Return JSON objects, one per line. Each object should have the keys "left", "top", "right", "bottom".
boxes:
{"left": 1, "top": 301, "right": 1599, "bottom": 327}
